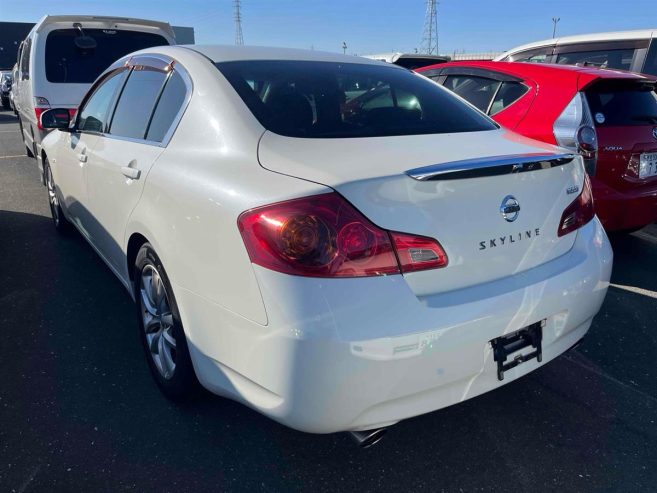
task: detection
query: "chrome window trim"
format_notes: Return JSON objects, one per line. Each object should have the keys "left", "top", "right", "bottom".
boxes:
{"left": 406, "top": 153, "right": 577, "bottom": 181}
{"left": 76, "top": 53, "right": 193, "bottom": 148}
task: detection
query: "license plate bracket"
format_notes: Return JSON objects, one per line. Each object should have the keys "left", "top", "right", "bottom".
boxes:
{"left": 490, "top": 321, "right": 544, "bottom": 381}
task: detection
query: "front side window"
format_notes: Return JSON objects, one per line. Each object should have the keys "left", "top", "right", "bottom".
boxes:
{"left": 556, "top": 49, "right": 635, "bottom": 70}
{"left": 45, "top": 29, "right": 168, "bottom": 84}
{"left": 443, "top": 75, "right": 501, "bottom": 113}
{"left": 77, "top": 70, "right": 127, "bottom": 133}
{"left": 505, "top": 47, "right": 552, "bottom": 63}
{"left": 109, "top": 68, "right": 167, "bottom": 140}
{"left": 216, "top": 60, "right": 497, "bottom": 138}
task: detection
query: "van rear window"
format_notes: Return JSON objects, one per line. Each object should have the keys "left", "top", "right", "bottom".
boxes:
{"left": 45, "top": 28, "right": 168, "bottom": 84}
{"left": 585, "top": 81, "right": 657, "bottom": 126}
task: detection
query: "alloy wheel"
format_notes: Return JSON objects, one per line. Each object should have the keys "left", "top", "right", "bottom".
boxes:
{"left": 45, "top": 165, "right": 60, "bottom": 226}
{"left": 139, "top": 264, "right": 177, "bottom": 380}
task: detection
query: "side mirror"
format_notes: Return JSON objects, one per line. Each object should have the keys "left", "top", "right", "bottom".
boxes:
{"left": 40, "top": 108, "right": 71, "bottom": 131}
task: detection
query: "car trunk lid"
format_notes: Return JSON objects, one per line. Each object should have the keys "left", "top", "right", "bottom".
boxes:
{"left": 258, "top": 129, "right": 584, "bottom": 295}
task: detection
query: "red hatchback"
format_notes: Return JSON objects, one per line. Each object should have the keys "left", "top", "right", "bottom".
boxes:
{"left": 417, "top": 61, "right": 657, "bottom": 232}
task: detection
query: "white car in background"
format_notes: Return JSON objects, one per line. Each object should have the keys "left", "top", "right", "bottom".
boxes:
{"left": 14, "top": 15, "right": 175, "bottom": 184}
{"left": 496, "top": 29, "right": 657, "bottom": 75}
{"left": 39, "top": 45, "right": 612, "bottom": 447}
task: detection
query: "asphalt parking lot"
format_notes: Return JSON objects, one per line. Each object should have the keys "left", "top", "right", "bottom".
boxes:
{"left": 0, "top": 108, "right": 656, "bottom": 492}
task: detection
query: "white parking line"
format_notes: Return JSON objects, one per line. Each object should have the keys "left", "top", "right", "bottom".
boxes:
{"left": 0, "top": 130, "right": 17, "bottom": 133}
{"left": 610, "top": 283, "right": 657, "bottom": 299}
{"left": 0, "top": 155, "right": 25, "bottom": 159}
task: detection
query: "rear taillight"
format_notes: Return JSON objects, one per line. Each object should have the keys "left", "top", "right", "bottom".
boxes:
{"left": 553, "top": 92, "right": 598, "bottom": 175}
{"left": 68, "top": 108, "right": 77, "bottom": 121}
{"left": 34, "top": 96, "right": 51, "bottom": 130}
{"left": 238, "top": 192, "right": 448, "bottom": 278}
{"left": 558, "top": 174, "right": 595, "bottom": 237}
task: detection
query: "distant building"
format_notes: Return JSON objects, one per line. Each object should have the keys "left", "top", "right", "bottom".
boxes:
{"left": 449, "top": 52, "right": 504, "bottom": 61}
{"left": 0, "top": 21, "right": 195, "bottom": 69}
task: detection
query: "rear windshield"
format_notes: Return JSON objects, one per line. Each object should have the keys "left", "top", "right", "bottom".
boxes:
{"left": 585, "top": 81, "right": 657, "bottom": 126}
{"left": 45, "top": 28, "right": 169, "bottom": 84}
{"left": 215, "top": 60, "right": 497, "bottom": 138}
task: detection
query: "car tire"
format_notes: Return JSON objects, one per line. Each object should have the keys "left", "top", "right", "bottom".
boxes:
{"left": 44, "top": 158, "right": 72, "bottom": 234}
{"left": 134, "top": 243, "right": 200, "bottom": 400}
{"left": 1, "top": 97, "right": 9, "bottom": 110}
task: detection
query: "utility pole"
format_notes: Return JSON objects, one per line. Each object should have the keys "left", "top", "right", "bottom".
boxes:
{"left": 421, "top": 0, "right": 439, "bottom": 55}
{"left": 234, "top": 0, "right": 244, "bottom": 45}
{"left": 342, "top": 41, "right": 347, "bottom": 54}
{"left": 552, "top": 17, "right": 560, "bottom": 39}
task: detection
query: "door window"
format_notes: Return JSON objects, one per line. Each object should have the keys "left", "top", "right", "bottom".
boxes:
{"left": 504, "top": 47, "right": 552, "bottom": 63}
{"left": 109, "top": 68, "right": 167, "bottom": 140}
{"left": 145, "top": 70, "right": 188, "bottom": 142}
{"left": 443, "top": 75, "right": 501, "bottom": 113}
{"left": 77, "top": 70, "right": 128, "bottom": 133}
{"left": 556, "top": 48, "right": 635, "bottom": 70}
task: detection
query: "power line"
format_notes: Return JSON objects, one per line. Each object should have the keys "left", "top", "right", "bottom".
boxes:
{"left": 421, "top": 0, "right": 439, "bottom": 55}
{"left": 235, "top": 0, "right": 244, "bottom": 45}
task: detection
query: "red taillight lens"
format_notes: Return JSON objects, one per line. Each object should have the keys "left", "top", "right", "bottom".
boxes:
{"left": 558, "top": 174, "right": 595, "bottom": 237}
{"left": 238, "top": 192, "right": 448, "bottom": 278}
{"left": 68, "top": 108, "right": 77, "bottom": 121}
{"left": 390, "top": 232, "right": 448, "bottom": 273}
{"left": 34, "top": 96, "right": 51, "bottom": 130}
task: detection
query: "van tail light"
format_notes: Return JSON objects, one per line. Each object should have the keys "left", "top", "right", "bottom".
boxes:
{"left": 238, "top": 192, "right": 448, "bottom": 278}
{"left": 553, "top": 92, "right": 598, "bottom": 176}
{"left": 68, "top": 108, "right": 77, "bottom": 120}
{"left": 33, "top": 96, "right": 51, "bottom": 130}
{"left": 558, "top": 174, "right": 595, "bottom": 237}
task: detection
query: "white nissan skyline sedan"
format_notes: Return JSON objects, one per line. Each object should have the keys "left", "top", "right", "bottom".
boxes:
{"left": 39, "top": 45, "right": 612, "bottom": 447}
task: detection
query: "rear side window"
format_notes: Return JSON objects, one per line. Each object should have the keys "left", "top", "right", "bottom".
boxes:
{"left": 78, "top": 70, "right": 127, "bottom": 133}
{"left": 585, "top": 81, "right": 657, "bottom": 126}
{"left": 556, "top": 49, "right": 635, "bottom": 70}
{"left": 643, "top": 40, "right": 657, "bottom": 76}
{"left": 109, "top": 69, "right": 167, "bottom": 139}
{"left": 489, "top": 81, "right": 528, "bottom": 115}
{"left": 146, "top": 71, "right": 188, "bottom": 142}
{"left": 45, "top": 29, "right": 168, "bottom": 84}
{"left": 443, "top": 75, "right": 500, "bottom": 113}
{"left": 216, "top": 60, "right": 497, "bottom": 138}
{"left": 20, "top": 37, "right": 31, "bottom": 77}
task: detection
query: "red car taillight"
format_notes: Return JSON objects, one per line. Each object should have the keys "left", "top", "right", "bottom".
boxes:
{"left": 33, "top": 96, "right": 51, "bottom": 130}
{"left": 558, "top": 174, "right": 595, "bottom": 237}
{"left": 238, "top": 192, "right": 448, "bottom": 278}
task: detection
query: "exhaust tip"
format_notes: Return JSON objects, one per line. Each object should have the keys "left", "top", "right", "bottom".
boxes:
{"left": 349, "top": 428, "right": 387, "bottom": 448}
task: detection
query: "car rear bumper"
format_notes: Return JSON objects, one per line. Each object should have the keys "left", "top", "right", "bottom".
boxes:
{"left": 592, "top": 178, "right": 657, "bottom": 231}
{"left": 178, "top": 218, "right": 612, "bottom": 433}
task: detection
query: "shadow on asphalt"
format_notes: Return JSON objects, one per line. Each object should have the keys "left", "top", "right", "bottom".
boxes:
{"left": 0, "top": 111, "right": 18, "bottom": 124}
{"left": 1, "top": 207, "right": 656, "bottom": 491}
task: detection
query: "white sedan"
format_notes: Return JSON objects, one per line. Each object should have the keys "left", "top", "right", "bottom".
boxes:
{"left": 39, "top": 45, "right": 612, "bottom": 447}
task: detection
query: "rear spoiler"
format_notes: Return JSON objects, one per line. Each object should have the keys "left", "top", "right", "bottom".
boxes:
{"left": 406, "top": 153, "right": 576, "bottom": 181}
{"left": 33, "top": 15, "right": 175, "bottom": 41}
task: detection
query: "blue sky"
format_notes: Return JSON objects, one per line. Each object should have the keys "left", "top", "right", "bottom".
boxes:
{"left": 1, "top": 0, "right": 655, "bottom": 55}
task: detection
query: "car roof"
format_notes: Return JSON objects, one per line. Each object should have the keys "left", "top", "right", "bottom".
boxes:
{"left": 497, "top": 29, "right": 656, "bottom": 58}
{"left": 418, "top": 60, "right": 656, "bottom": 82}
{"left": 180, "top": 44, "right": 393, "bottom": 66}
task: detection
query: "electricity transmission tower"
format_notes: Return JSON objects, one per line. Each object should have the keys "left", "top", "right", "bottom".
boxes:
{"left": 421, "top": 0, "right": 439, "bottom": 55}
{"left": 234, "top": 0, "right": 244, "bottom": 45}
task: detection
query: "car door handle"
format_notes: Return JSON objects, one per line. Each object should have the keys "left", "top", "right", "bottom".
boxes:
{"left": 78, "top": 154, "right": 87, "bottom": 163}
{"left": 121, "top": 166, "right": 141, "bottom": 180}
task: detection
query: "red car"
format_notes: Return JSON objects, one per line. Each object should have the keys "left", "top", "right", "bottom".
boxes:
{"left": 417, "top": 61, "right": 657, "bottom": 233}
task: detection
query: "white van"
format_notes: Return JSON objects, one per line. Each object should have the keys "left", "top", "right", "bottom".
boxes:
{"left": 15, "top": 15, "right": 176, "bottom": 182}
{"left": 495, "top": 29, "right": 657, "bottom": 76}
